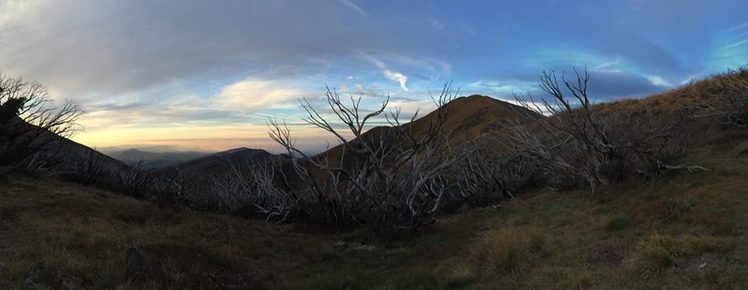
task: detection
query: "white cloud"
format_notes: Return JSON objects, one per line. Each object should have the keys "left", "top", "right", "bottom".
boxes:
{"left": 388, "top": 55, "right": 452, "bottom": 76}
{"left": 383, "top": 70, "right": 409, "bottom": 91}
{"left": 645, "top": 75, "right": 673, "bottom": 87}
{"left": 359, "top": 52, "right": 411, "bottom": 91}
{"left": 360, "top": 51, "right": 387, "bottom": 69}
{"left": 214, "top": 79, "right": 304, "bottom": 110}
{"left": 0, "top": 0, "right": 43, "bottom": 28}
{"left": 592, "top": 59, "right": 624, "bottom": 73}
{"left": 346, "top": 83, "right": 375, "bottom": 96}
{"left": 3, "top": 1, "right": 449, "bottom": 98}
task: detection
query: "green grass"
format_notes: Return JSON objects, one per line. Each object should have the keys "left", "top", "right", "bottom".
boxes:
{"left": 631, "top": 233, "right": 733, "bottom": 276}
{"left": 1, "top": 140, "right": 748, "bottom": 289}
{"left": 605, "top": 214, "right": 631, "bottom": 232}
{"left": 469, "top": 226, "right": 546, "bottom": 275}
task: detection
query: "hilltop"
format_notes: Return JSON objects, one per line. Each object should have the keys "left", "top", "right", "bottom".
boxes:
{"left": 165, "top": 147, "right": 281, "bottom": 176}
{"left": 315, "top": 95, "right": 538, "bottom": 166}
{"left": 408, "top": 94, "right": 540, "bottom": 140}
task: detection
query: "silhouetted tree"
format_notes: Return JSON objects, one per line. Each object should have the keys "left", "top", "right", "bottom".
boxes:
{"left": 267, "top": 84, "right": 471, "bottom": 232}
{"left": 0, "top": 73, "right": 82, "bottom": 170}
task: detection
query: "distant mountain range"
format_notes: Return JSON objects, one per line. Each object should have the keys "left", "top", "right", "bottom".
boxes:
{"left": 165, "top": 147, "right": 283, "bottom": 176}
{"left": 105, "top": 149, "right": 208, "bottom": 168}
{"left": 105, "top": 147, "right": 284, "bottom": 172}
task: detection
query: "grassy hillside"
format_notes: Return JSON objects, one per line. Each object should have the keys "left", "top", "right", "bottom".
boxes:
{"left": 405, "top": 95, "right": 540, "bottom": 141}
{"left": 2, "top": 71, "right": 748, "bottom": 289}
{"left": 1, "top": 132, "right": 746, "bottom": 289}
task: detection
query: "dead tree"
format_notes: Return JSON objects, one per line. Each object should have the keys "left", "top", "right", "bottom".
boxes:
{"left": 153, "top": 167, "right": 196, "bottom": 208}
{"left": 0, "top": 73, "right": 82, "bottom": 170}
{"left": 508, "top": 68, "right": 611, "bottom": 192}
{"left": 113, "top": 161, "right": 153, "bottom": 198}
{"left": 509, "top": 68, "right": 701, "bottom": 193}
{"left": 693, "top": 67, "right": 748, "bottom": 128}
{"left": 67, "top": 147, "right": 106, "bottom": 185}
{"left": 268, "top": 84, "right": 469, "bottom": 231}
{"left": 247, "top": 160, "right": 294, "bottom": 222}
{"left": 458, "top": 147, "right": 540, "bottom": 205}
{"left": 208, "top": 159, "right": 294, "bottom": 222}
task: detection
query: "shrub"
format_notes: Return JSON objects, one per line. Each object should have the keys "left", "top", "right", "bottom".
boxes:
{"left": 693, "top": 67, "right": 748, "bottom": 128}
{"left": 458, "top": 151, "right": 542, "bottom": 205}
{"left": 636, "top": 246, "right": 676, "bottom": 275}
{"left": 439, "top": 262, "right": 478, "bottom": 289}
{"left": 632, "top": 234, "right": 731, "bottom": 275}
{"left": 469, "top": 226, "right": 546, "bottom": 275}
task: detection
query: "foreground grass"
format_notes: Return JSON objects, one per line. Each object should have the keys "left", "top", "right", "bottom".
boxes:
{"left": 1, "top": 139, "right": 747, "bottom": 289}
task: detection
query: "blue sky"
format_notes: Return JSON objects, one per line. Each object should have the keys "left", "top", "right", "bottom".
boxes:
{"left": 1, "top": 0, "right": 747, "bottom": 152}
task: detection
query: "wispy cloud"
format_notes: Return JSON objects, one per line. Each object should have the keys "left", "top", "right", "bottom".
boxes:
{"left": 339, "top": 0, "right": 367, "bottom": 16}
{"left": 468, "top": 79, "right": 537, "bottom": 96}
{"left": 728, "top": 22, "right": 748, "bottom": 32}
{"left": 383, "top": 70, "right": 409, "bottom": 91}
{"left": 430, "top": 19, "right": 446, "bottom": 30}
{"left": 214, "top": 79, "right": 305, "bottom": 111}
{"left": 645, "top": 75, "right": 673, "bottom": 87}
{"left": 710, "top": 25, "right": 748, "bottom": 70}
{"left": 360, "top": 52, "right": 410, "bottom": 91}
{"left": 592, "top": 60, "right": 624, "bottom": 73}
{"left": 721, "top": 39, "right": 748, "bottom": 51}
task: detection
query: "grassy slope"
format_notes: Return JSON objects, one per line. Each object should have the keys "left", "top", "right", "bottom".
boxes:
{"left": 1, "top": 130, "right": 747, "bottom": 289}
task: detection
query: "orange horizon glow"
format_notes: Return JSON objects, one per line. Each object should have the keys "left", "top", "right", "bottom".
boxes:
{"left": 71, "top": 122, "right": 352, "bottom": 153}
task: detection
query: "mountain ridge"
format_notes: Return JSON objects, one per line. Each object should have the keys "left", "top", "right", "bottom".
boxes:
{"left": 105, "top": 148, "right": 208, "bottom": 168}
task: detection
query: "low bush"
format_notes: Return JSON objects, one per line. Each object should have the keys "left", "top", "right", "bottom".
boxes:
{"left": 632, "top": 234, "right": 732, "bottom": 275}
{"left": 469, "top": 226, "right": 546, "bottom": 275}
{"left": 693, "top": 67, "right": 748, "bottom": 128}
{"left": 458, "top": 152, "right": 542, "bottom": 206}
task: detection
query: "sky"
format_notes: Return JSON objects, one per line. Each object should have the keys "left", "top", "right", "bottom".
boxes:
{"left": 1, "top": 0, "right": 747, "bottom": 153}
